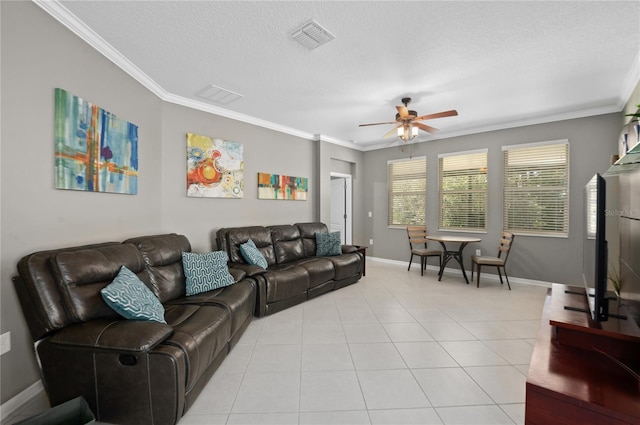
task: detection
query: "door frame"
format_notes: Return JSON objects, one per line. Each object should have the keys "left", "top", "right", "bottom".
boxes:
{"left": 330, "top": 172, "right": 353, "bottom": 244}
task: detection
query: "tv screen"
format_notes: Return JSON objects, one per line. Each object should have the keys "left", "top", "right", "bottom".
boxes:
{"left": 582, "top": 173, "right": 609, "bottom": 321}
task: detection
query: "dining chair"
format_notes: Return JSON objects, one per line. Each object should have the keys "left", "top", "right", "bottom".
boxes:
{"left": 406, "top": 226, "right": 442, "bottom": 276}
{"left": 471, "top": 231, "right": 515, "bottom": 289}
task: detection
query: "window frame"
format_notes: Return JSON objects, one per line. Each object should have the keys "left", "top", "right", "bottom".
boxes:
{"left": 438, "top": 149, "right": 488, "bottom": 233}
{"left": 502, "top": 139, "right": 570, "bottom": 238}
{"left": 387, "top": 156, "right": 427, "bottom": 228}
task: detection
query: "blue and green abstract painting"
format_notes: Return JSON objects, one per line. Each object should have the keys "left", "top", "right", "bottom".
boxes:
{"left": 54, "top": 88, "right": 138, "bottom": 194}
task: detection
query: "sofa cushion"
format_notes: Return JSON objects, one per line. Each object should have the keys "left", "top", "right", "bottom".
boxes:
{"left": 262, "top": 264, "right": 310, "bottom": 303}
{"left": 124, "top": 234, "right": 192, "bottom": 303}
{"left": 270, "top": 225, "right": 305, "bottom": 264}
{"left": 16, "top": 242, "right": 124, "bottom": 340}
{"left": 182, "top": 252, "right": 235, "bottom": 296}
{"left": 239, "top": 239, "right": 268, "bottom": 269}
{"left": 315, "top": 231, "right": 342, "bottom": 256}
{"left": 294, "top": 257, "right": 336, "bottom": 288}
{"left": 163, "top": 304, "right": 230, "bottom": 391}
{"left": 101, "top": 266, "right": 166, "bottom": 323}
{"left": 327, "top": 253, "right": 363, "bottom": 280}
{"left": 170, "top": 279, "right": 256, "bottom": 339}
{"left": 225, "top": 226, "right": 276, "bottom": 265}
{"left": 295, "top": 222, "right": 328, "bottom": 257}
{"left": 49, "top": 244, "right": 146, "bottom": 322}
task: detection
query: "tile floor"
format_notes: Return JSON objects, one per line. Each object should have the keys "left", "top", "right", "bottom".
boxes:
{"left": 3, "top": 260, "right": 548, "bottom": 425}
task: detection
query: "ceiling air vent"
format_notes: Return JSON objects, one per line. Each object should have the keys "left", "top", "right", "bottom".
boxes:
{"left": 195, "top": 84, "right": 243, "bottom": 105}
{"left": 290, "top": 20, "right": 335, "bottom": 50}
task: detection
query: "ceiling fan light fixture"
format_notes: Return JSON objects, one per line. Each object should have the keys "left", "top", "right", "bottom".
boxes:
{"left": 397, "top": 124, "right": 418, "bottom": 141}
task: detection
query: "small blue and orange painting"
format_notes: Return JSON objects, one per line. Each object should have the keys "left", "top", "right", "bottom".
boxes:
{"left": 54, "top": 88, "right": 138, "bottom": 194}
{"left": 258, "top": 172, "right": 308, "bottom": 200}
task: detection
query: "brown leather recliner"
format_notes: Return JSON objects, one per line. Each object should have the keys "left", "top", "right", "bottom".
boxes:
{"left": 13, "top": 233, "right": 256, "bottom": 425}
{"left": 216, "top": 222, "right": 363, "bottom": 316}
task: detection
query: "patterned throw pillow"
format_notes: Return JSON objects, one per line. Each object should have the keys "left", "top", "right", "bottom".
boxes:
{"left": 101, "top": 266, "right": 166, "bottom": 323}
{"left": 182, "top": 251, "right": 235, "bottom": 296}
{"left": 240, "top": 239, "right": 268, "bottom": 269}
{"left": 315, "top": 231, "right": 342, "bottom": 256}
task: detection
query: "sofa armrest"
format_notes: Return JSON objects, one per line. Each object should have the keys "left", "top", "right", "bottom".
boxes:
{"left": 228, "top": 266, "right": 248, "bottom": 282}
{"left": 228, "top": 262, "right": 267, "bottom": 277}
{"left": 341, "top": 245, "right": 358, "bottom": 254}
{"left": 49, "top": 319, "right": 173, "bottom": 353}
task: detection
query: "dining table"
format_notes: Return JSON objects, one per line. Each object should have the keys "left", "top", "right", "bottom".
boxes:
{"left": 426, "top": 235, "right": 481, "bottom": 284}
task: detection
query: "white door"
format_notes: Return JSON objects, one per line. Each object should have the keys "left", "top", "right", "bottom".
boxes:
{"left": 330, "top": 174, "right": 352, "bottom": 244}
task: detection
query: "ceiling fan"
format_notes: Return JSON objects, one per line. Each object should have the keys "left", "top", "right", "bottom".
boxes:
{"left": 359, "top": 97, "right": 458, "bottom": 141}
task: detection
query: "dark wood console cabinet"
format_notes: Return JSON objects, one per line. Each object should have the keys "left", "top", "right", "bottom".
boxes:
{"left": 525, "top": 285, "right": 640, "bottom": 424}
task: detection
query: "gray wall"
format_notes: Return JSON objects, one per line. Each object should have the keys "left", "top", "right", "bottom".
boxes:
{"left": 159, "top": 102, "right": 316, "bottom": 252}
{"left": 320, "top": 143, "right": 365, "bottom": 245}
{"left": 362, "top": 114, "right": 621, "bottom": 285}
{"left": 1, "top": 2, "right": 163, "bottom": 403}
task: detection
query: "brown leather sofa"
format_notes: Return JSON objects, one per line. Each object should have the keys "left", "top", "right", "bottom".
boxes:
{"left": 216, "top": 222, "right": 364, "bottom": 316}
{"left": 13, "top": 233, "right": 256, "bottom": 425}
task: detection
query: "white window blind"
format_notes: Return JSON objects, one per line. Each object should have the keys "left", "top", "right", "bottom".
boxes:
{"left": 388, "top": 156, "right": 426, "bottom": 226}
{"left": 438, "top": 149, "right": 487, "bottom": 231}
{"left": 503, "top": 140, "right": 569, "bottom": 237}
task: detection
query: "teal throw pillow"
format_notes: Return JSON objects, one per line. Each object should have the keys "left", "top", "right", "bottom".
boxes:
{"left": 101, "top": 266, "right": 166, "bottom": 323}
{"left": 315, "top": 231, "right": 342, "bottom": 256}
{"left": 182, "top": 251, "right": 235, "bottom": 296}
{"left": 240, "top": 239, "right": 268, "bottom": 269}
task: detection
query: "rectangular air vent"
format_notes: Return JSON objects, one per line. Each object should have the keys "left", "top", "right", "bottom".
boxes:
{"left": 195, "top": 84, "right": 243, "bottom": 105}
{"left": 290, "top": 20, "right": 335, "bottom": 50}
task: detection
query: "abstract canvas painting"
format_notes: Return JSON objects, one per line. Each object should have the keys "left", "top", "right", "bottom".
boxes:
{"left": 187, "top": 133, "right": 244, "bottom": 198}
{"left": 258, "top": 172, "right": 308, "bottom": 200}
{"left": 54, "top": 88, "right": 138, "bottom": 194}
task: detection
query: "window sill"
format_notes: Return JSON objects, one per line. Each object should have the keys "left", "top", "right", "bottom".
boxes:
{"left": 437, "top": 229, "right": 488, "bottom": 234}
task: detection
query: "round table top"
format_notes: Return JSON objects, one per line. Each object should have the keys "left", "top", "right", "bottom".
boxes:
{"left": 426, "top": 235, "right": 482, "bottom": 243}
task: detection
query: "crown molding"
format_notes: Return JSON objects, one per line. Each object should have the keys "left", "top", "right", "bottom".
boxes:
{"left": 33, "top": 0, "right": 167, "bottom": 98}
{"left": 162, "top": 92, "right": 316, "bottom": 141}
{"left": 314, "top": 134, "right": 364, "bottom": 150}
{"left": 618, "top": 48, "right": 640, "bottom": 110}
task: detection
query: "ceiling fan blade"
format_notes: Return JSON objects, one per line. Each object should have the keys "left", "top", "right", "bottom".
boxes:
{"left": 396, "top": 105, "right": 409, "bottom": 118}
{"left": 382, "top": 124, "right": 402, "bottom": 138}
{"left": 414, "top": 122, "right": 439, "bottom": 134}
{"left": 359, "top": 121, "right": 398, "bottom": 127}
{"left": 415, "top": 109, "right": 458, "bottom": 121}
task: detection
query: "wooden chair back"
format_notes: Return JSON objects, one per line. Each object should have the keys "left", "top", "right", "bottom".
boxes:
{"left": 497, "top": 231, "right": 515, "bottom": 263}
{"left": 406, "top": 226, "right": 428, "bottom": 249}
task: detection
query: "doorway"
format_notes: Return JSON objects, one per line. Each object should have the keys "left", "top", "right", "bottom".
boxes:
{"left": 330, "top": 172, "right": 352, "bottom": 244}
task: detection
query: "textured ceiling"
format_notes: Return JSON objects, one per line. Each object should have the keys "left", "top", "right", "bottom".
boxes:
{"left": 44, "top": 1, "right": 640, "bottom": 150}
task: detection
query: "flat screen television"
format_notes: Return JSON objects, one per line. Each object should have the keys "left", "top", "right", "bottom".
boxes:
{"left": 582, "top": 173, "right": 609, "bottom": 321}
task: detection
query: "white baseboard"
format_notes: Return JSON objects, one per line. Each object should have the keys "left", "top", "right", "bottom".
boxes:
{"left": 368, "top": 256, "right": 554, "bottom": 288}
{"left": 0, "top": 380, "right": 45, "bottom": 421}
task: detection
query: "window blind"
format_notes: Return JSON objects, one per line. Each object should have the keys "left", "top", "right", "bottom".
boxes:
{"left": 503, "top": 140, "right": 569, "bottom": 236}
{"left": 438, "top": 149, "right": 487, "bottom": 231}
{"left": 387, "top": 156, "right": 426, "bottom": 226}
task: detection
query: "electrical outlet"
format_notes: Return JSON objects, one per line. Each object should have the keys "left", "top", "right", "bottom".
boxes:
{"left": 475, "top": 249, "right": 481, "bottom": 256}
{"left": 369, "top": 239, "right": 374, "bottom": 245}
{"left": 0, "top": 332, "right": 11, "bottom": 356}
